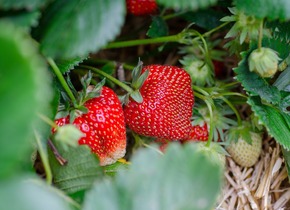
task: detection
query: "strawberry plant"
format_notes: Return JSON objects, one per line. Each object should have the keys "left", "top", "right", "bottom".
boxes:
{"left": 1, "top": 0, "right": 290, "bottom": 209}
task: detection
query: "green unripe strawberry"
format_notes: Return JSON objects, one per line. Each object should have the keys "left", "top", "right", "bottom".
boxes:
{"left": 226, "top": 132, "right": 262, "bottom": 167}
{"left": 180, "top": 56, "right": 214, "bottom": 86}
{"left": 248, "top": 47, "right": 281, "bottom": 78}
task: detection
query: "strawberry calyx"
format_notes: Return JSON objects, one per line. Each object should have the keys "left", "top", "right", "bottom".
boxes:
{"left": 58, "top": 71, "right": 106, "bottom": 123}
{"left": 221, "top": 7, "right": 270, "bottom": 45}
{"left": 225, "top": 121, "right": 258, "bottom": 145}
{"left": 121, "top": 59, "right": 149, "bottom": 104}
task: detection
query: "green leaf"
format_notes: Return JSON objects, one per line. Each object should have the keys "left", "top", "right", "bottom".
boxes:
{"left": 248, "top": 96, "right": 290, "bottom": 149}
{"left": 0, "top": 176, "right": 74, "bottom": 210}
{"left": 181, "top": 9, "right": 226, "bottom": 30}
{"left": 0, "top": 0, "right": 49, "bottom": 9}
{"left": 57, "top": 57, "right": 87, "bottom": 73}
{"left": 0, "top": 22, "right": 52, "bottom": 179}
{"left": 1, "top": 10, "right": 41, "bottom": 31}
{"left": 235, "top": 0, "right": 290, "bottom": 21}
{"left": 234, "top": 50, "right": 281, "bottom": 104}
{"left": 36, "top": 0, "right": 125, "bottom": 59}
{"left": 273, "top": 66, "right": 290, "bottom": 91}
{"left": 147, "top": 16, "right": 168, "bottom": 38}
{"left": 262, "top": 35, "right": 290, "bottom": 61}
{"left": 280, "top": 93, "right": 290, "bottom": 114}
{"left": 156, "top": 0, "right": 217, "bottom": 10}
{"left": 83, "top": 143, "right": 223, "bottom": 210}
{"left": 267, "top": 21, "right": 290, "bottom": 42}
{"left": 48, "top": 142, "right": 103, "bottom": 194}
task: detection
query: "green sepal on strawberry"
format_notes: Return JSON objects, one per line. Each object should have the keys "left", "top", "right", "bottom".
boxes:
{"left": 52, "top": 73, "right": 127, "bottom": 166}
{"left": 126, "top": 0, "right": 158, "bottom": 16}
{"left": 124, "top": 64, "right": 194, "bottom": 140}
{"left": 225, "top": 122, "right": 262, "bottom": 167}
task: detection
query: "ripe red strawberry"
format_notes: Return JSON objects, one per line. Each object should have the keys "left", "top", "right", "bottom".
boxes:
{"left": 124, "top": 65, "right": 194, "bottom": 140}
{"left": 54, "top": 86, "right": 126, "bottom": 166}
{"left": 186, "top": 124, "right": 208, "bottom": 142}
{"left": 126, "top": 0, "right": 157, "bottom": 16}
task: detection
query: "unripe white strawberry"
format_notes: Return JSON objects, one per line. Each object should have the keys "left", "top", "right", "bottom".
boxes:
{"left": 248, "top": 47, "right": 281, "bottom": 78}
{"left": 226, "top": 132, "right": 262, "bottom": 167}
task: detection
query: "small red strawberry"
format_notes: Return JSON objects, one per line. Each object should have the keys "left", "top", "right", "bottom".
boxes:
{"left": 126, "top": 0, "right": 157, "bottom": 16}
{"left": 186, "top": 124, "right": 208, "bottom": 142}
{"left": 124, "top": 65, "right": 194, "bottom": 140}
{"left": 54, "top": 86, "right": 126, "bottom": 166}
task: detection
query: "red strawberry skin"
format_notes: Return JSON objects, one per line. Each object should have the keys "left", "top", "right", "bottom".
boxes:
{"left": 54, "top": 87, "right": 126, "bottom": 166}
{"left": 126, "top": 0, "right": 157, "bottom": 16}
{"left": 185, "top": 124, "right": 208, "bottom": 142}
{"left": 124, "top": 65, "right": 194, "bottom": 140}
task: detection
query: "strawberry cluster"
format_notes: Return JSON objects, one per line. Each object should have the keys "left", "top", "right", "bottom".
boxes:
{"left": 52, "top": 64, "right": 196, "bottom": 166}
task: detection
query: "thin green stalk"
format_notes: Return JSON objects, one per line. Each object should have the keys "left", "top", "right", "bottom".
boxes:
{"left": 220, "top": 96, "right": 242, "bottom": 126}
{"left": 105, "top": 34, "right": 180, "bottom": 49}
{"left": 204, "top": 100, "right": 214, "bottom": 147}
{"left": 34, "top": 130, "right": 52, "bottom": 185}
{"left": 192, "top": 85, "right": 210, "bottom": 96}
{"left": 104, "top": 22, "right": 229, "bottom": 49}
{"left": 214, "top": 92, "right": 247, "bottom": 98}
{"left": 193, "top": 22, "right": 230, "bottom": 41}
{"left": 47, "top": 58, "right": 77, "bottom": 105}
{"left": 219, "top": 81, "right": 240, "bottom": 89}
{"left": 258, "top": 19, "right": 264, "bottom": 50}
{"left": 163, "top": 10, "right": 188, "bottom": 20}
{"left": 38, "top": 113, "right": 57, "bottom": 129}
{"left": 85, "top": 59, "right": 135, "bottom": 71}
{"left": 80, "top": 65, "right": 134, "bottom": 93}
{"left": 193, "top": 91, "right": 207, "bottom": 101}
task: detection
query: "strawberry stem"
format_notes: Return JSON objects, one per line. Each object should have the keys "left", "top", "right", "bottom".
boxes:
{"left": 80, "top": 65, "right": 134, "bottom": 93}
{"left": 258, "top": 19, "right": 264, "bottom": 50}
{"left": 204, "top": 100, "right": 215, "bottom": 146}
{"left": 34, "top": 130, "right": 52, "bottom": 185}
{"left": 104, "top": 22, "right": 229, "bottom": 49}
{"left": 47, "top": 58, "right": 77, "bottom": 105}
{"left": 105, "top": 34, "right": 181, "bottom": 49}
{"left": 219, "top": 96, "right": 242, "bottom": 126}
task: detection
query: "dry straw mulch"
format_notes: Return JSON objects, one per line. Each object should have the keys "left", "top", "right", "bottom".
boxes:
{"left": 217, "top": 137, "right": 290, "bottom": 210}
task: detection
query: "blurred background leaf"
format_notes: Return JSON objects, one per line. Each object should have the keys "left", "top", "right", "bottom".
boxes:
{"left": 0, "top": 21, "right": 52, "bottom": 179}
{"left": 83, "top": 143, "right": 223, "bottom": 210}
{"left": 0, "top": 176, "right": 75, "bottom": 210}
